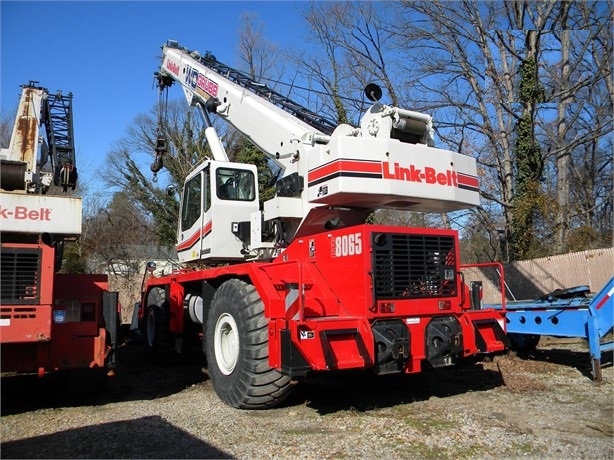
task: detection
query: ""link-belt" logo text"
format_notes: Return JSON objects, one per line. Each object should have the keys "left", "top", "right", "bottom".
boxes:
{"left": 0, "top": 206, "right": 52, "bottom": 221}
{"left": 382, "top": 161, "right": 458, "bottom": 186}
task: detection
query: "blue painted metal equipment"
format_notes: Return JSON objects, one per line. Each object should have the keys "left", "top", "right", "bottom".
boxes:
{"left": 485, "top": 277, "right": 614, "bottom": 381}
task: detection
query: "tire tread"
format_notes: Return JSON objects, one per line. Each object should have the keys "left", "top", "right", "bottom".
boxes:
{"left": 206, "top": 279, "right": 293, "bottom": 409}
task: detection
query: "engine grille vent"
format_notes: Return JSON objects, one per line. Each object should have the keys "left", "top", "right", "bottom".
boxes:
{"left": 372, "top": 233, "right": 457, "bottom": 299}
{"left": 1, "top": 247, "right": 42, "bottom": 305}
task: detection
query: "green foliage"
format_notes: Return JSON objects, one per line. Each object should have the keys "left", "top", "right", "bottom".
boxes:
{"left": 60, "top": 241, "right": 88, "bottom": 274}
{"left": 511, "top": 119, "right": 544, "bottom": 260}
{"left": 511, "top": 53, "right": 546, "bottom": 261}
{"left": 566, "top": 226, "right": 612, "bottom": 253}
{"left": 104, "top": 101, "right": 280, "bottom": 252}
{"left": 460, "top": 230, "right": 499, "bottom": 264}
{"left": 514, "top": 115, "right": 543, "bottom": 185}
{"left": 121, "top": 156, "right": 179, "bottom": 247}
{"left": 332, "top": 90, "right": 349, "bottom": 125}
{"left": 518, "top": 56, "right": 545, "bottom": 104}
{"left": 511, "top": 181, "right": 547, "bottom": 260}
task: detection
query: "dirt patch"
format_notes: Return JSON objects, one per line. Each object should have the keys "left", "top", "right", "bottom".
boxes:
{"left": 1, "top": 337, "right": 612, "bottom": 459}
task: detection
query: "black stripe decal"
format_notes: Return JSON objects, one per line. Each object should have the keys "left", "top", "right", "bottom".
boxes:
{"left": 308, "top": 171, "right": 382, "bottom": 187}
{"left": 458, "top": 184, "right": 479, "bottom": 192}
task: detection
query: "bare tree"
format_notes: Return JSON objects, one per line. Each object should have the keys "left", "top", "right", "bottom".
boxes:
{"left": 0, "top": 113, "right": 12, "bottom": 148}
{"left": 388, "top": 0, "right": 612, "bottom": 260}
{"left": 544, "top": 1, "right": 613, "bottom": 252}
{"left": 294, "top": 2, "right": 404, "bottom": 124}
{"left": 83, "top": 191, "right": 158, "bottom": 274}
{"left": 236, "top": 11, "right": 283, "bottom": 81}
{"left": 291, "top": 1, "right": 611, "bottom": 260}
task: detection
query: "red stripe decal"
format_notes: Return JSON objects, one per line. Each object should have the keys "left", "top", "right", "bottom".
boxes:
{"left": 176, "top": 221, "right": 212, "bottom": 251}
{"left": 595, "top": 292, "right": 612, "bottom": 310}
{"left": 308, "top": 159, "right": 381, "bottom": 182}
{"left": 286, "top": 300, "right": 301, "bottom": 320}
{"left": 457, "top": 174, "right": 479, "bottom": 188}
{"left": 596, "top": 286, "right": 614, "bottom": 310}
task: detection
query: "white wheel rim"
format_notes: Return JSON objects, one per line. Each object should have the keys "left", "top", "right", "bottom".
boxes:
{"left": 214, "top": 313, "right": 239, "bottom": 375}
{"left": 146, "top": 309, "right": 155, "bottom": 346}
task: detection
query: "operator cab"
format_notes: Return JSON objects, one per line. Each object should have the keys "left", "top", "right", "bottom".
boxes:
{"left": 177, "top": 160, "right": 258, "bottom": 263}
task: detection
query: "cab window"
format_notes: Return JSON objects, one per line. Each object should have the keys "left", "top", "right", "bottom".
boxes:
{"left": 181, "top": 174, "right": 201, "bottom": 230}
{"left": 216, "top": 168, "right": 255, "bottom": 201}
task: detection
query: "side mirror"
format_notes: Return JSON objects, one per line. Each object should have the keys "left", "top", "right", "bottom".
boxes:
{"left": 364, "top": 83, "right": 382, "bottom": 102}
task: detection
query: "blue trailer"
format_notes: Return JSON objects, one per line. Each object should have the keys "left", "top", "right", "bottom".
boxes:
{"left": 483, "top": 276, "right": 614, "bottom": 381}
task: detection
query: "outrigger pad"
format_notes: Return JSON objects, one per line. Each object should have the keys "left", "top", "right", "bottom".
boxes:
{"left": 538, "top": 285, "right": 590, "bottom": 301}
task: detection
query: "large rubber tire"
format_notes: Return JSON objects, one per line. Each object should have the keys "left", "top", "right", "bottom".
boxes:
{"left": 509, "top": 333, "right": 540, "bottom": 353}
{"left": 205, "top": 279, "right": 293, "bottom": 409}
{"left": 145, "top": 305, "right": 167, "bottom": 351}
{"left": 143, "top": 288, "right": 169, "bottom": 359}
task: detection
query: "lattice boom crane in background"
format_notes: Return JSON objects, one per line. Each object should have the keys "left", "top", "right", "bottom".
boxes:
{"left": 0, "top": 82, "right": 120, "bottom": 377}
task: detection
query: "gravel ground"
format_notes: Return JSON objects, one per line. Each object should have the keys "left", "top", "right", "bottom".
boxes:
{"left": 1, "top": 337, "right": 613, "bottom": 459}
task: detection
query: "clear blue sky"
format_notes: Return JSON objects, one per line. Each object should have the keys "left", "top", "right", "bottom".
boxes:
{"left": 1, "top": 0, "right": 307, "bottom": 195}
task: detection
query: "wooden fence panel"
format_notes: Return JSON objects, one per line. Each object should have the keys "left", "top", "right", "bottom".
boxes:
{"left": 462, "top": 247, "right": 614, "bottom": 304}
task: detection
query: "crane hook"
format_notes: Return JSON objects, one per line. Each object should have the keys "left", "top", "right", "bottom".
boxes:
{"left": 150, "top": 134, "right": 167, "bottom": 174}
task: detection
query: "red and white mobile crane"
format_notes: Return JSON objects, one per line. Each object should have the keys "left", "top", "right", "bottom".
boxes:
{"left": 0, "top": 82, "right": 119, "bottom": 377}
{"left": 139, "top": 40, "right": 509, "bottom": 408}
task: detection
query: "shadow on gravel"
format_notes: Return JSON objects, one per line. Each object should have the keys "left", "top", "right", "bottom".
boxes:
{"left": 517, "top": 347, "right": 613, "bottom": 381}
{"left": 287, "top": 359, "right": 506, "bottom": 415}
{"left": 2, "top": 335, "right": 609, "bottom": 421}
{"left": 0, "top": 415, "right": 233, "bottom": 459}
{"left": 2, "top": 338, "right": 511, "bottom": 416}
{"left": 1, "top": 341, "right": 207, "bottom": 416}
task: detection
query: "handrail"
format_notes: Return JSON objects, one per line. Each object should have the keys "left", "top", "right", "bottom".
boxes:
{"left": 460, "top": 262, "right": 506, "bottom": 310}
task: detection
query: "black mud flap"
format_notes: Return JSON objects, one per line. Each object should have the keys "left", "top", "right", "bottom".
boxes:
{"left": 280, "top": 329, "right": 311, "bottom": 377}
{"left": 102, "top": 291, "right": 120, "bottom": 370}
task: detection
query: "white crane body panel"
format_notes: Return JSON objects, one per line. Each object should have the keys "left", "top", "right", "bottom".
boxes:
{"left": 306, "top": 136, "right": 479, "bottom": 212}
{"left": 0, "top": 86, "right": 45, "bottom": 167}
{"left": 0, "top": 192, "right": 82, "bottom": 236}
{"left": 161, "top": 47, "right": 317, "bottom": 169}
{"left": 176, "top": 161, "right": 259, "bottom": 263}
{"left": 156, "top": 41, "right": 481, "bottom": 263}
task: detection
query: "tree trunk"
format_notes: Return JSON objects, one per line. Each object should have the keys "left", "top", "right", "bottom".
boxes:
{"left": 555, "top": 16, "right": 571, "bottom": 254}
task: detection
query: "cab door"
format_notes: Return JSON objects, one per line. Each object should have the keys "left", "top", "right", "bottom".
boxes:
{"left": 176, "top": 165, "right": 211, "bottom": 263}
